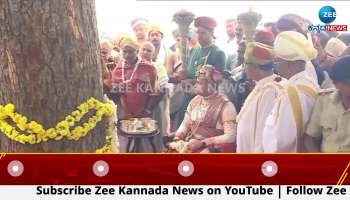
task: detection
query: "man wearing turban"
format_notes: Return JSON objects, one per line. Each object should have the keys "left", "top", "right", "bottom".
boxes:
{"left": 317, "top": 37, "right": 347, "bottom": 72}
{"left": 305, "top": 56, "right": 350, "bottom": 152}
{"left": 179, "top": 16, "right": 226, "bottom": 132}
{"left": 187, "top": 16, "right": 226, "bottom": 77}
{"left": 168, "top": 65, "right": 237, "bottom": 153}
{"left": 148, "top": 24, "right": 170, "bottom": 76}
{"left": 111, "top": 36, "right": 159, "bottom": 152}
{"left": 236, "top": 42, "right": 285, "bottom": 152}
{"left": 227, "top": 30, "right": 275, "bottom": 113}
{"left": 147, "top": 25, "right": 171, "bottom": 137}
{"left": 276, "top": 14, "right": 326, "bottom": 87}
{"left": 263, "top": 31, "right": 319, "bottom": 152}
{"left": 131, "top": 17, "right": 149, "bottom": 45}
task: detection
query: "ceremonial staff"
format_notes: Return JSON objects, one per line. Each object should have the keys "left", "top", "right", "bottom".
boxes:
{"left": 173, "top": 9, "right": 195, "bottom": 74}
{"left": 237, "top": 6, "right": 262, "bottom": 42}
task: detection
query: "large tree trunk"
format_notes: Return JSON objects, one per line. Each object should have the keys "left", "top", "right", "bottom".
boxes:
{"left": 0, "top": 0, "right": 105, "bottom": 152}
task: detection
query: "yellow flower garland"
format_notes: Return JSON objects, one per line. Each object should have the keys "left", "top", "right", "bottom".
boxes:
{"left": 95, "top": 135, "right": 114, "bottom": 153}
{"left": 96, "top": 96, "right": 119, "bottom": 153}
{"left": 0, "top": 97, "right": 115, "bottom": 144}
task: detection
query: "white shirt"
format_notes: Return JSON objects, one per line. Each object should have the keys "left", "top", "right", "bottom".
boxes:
{"left": 155, "top": 43, "right": 169, "bottom": 67}
{"left": 263, "top": 70, "right": 319, "bottom": 152}
{"left": 305, "top": 61, "right": 318, "bottom": 86}
{"left": 237, "top": 74, "right": 285, "bottom": 152}
{"left": 224, "top": 39, "right": 238, "bottom": 69}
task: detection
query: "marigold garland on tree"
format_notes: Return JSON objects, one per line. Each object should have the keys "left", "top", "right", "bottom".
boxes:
{"left": 0, "top": 97, "right": 115, "bottom": 145}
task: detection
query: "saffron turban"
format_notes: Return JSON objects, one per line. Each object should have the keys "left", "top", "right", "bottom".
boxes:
{"left": 244, "top": 42, "right": 275, "bottom": 66}
{"left": 274, "top": 31, "right": 317, "bottom": 62}
{"left": 115, "top": 32, "right": 129, "bottom": 45}
{"left": 119, "top": 36, "right": 140, "bottom": 50}
{"left": 148, "top": 24, "right": 164, "bottom": 35}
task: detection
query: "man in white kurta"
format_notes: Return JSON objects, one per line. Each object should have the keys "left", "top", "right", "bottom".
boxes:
{"left": 263, "top": 31, "right": 320, "bottom": 152}
{"left": 236, "top": 42, "right": 285, "bottom": 152}
{"left": 148, "top": 25, "right": 171, "bottom": 136}
{"left": 237, "top": 75, "right": 286, "bottom": 152}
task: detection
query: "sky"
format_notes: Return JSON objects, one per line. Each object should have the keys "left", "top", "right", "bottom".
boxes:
{"left": 95, "top": 0, "right": 350, "bottom": 46}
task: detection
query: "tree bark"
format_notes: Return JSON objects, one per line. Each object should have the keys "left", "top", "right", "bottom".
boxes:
{"left": 0, "top": 0, "right": 105, "bottom": 152}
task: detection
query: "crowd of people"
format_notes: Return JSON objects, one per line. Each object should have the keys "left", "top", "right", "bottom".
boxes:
{"left": 99, "top": 12, "right": 350, "bottom": 153}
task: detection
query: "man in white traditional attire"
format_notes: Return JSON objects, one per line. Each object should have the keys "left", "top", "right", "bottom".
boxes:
{"left": 236, "top": 42, "right": 285, "bottom": 152}
{"left": 263, "top": 31, "right": 319, "bottom": 152}
{"left": 148, "top": 25, "right": 171, "bottom": 136}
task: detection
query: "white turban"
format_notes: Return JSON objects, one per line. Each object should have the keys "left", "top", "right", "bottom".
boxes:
{"left": 131, "top": 18, "right": 149, "bottom": 29}
{"left": 274, "top": 31, "right": 318, "bottom": 62}
{"left": 325, "top": 38, "right": 347, "bottom": 58}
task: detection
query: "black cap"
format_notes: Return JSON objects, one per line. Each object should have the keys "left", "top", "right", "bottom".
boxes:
{"left": 329, "top": 55, "right": 350, "bottom": 82}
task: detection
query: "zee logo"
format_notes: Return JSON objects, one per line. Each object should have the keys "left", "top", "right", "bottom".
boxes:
{"left": 319, "top": 6, "right": 336, "bottom": 24}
